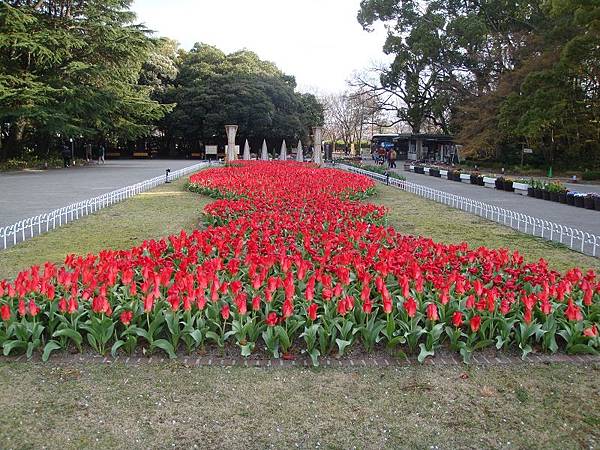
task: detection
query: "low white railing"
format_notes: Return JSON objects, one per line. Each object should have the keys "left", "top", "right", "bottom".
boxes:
{"left": 337, "top": 163, "right": 600, "bottom": 257}
{"left": 0, "top": 162, "right": 212, "bottom": 250}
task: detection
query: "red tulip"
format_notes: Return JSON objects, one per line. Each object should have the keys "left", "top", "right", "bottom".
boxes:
{"left": 282, "top": 300, "right": 293, "bottom": 319}
{"left": 120, "top": 310, "right": 133, "bottom": 326}
{"left": 252, "top": 296, "right": 261, "bottom": 311}
{"left": 363, "top": 297, "right": 373, "bottom": 314}
{"left": 307, "top": 303, "right": 318, "bottom": 321}
{"left": 221, "top": 304, "right": 230, "bottom": 320}
{"left": 0, "top": 304, "right": 10, "bottom": 321}
{"left": 452, "top": 311, "right": 463, "bottom": 327}
{"left": 58, "top": 297, "right": 68, "bottom": 313}
{"left": 426, "top": 303, "right": 438, "bottom": 321}
{"left": 403, "top": 297, "right": 417, "bottom": 318}
{"left": 564, "top": 299, "right": 583, "bottom": 321}
{"left": 470, "top": 315, "right": 481, "bottom": 333}
{"left": 266, "top": 312, "right": 278, "bottom": 327}
{"left": 583, "top": 325, "right": 598, "bottom": 337}
{"left": 28, "top": 299, "right": 40, "bottom": 317}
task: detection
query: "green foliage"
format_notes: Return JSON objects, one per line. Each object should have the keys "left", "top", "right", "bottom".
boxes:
{"left": 164, "top": 43, "right": 324, "bottom": 150}
{"left": 0, "top": 1, "right": 171, "bottom": 161}
{"left": 358, "top": 0, "right": 600, "bottom": 168}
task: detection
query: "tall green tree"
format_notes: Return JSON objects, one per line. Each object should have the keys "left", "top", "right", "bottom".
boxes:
{"left": 0, "top": 0, "right": 169, "bottom": 161}
{"left": 163, "top": 43, "right": 323, "bottom": 153}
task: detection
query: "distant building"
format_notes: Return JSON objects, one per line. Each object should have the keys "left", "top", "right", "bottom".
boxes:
{"left": 371, "top": 133, "right": 459, "bottom": 163}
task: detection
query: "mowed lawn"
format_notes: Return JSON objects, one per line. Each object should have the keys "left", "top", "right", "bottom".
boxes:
{"left": 0, "top": 362, "right": 598, "bottom": 449}
{"left": 0, "top": 169, "right": 598, "bottom": 449}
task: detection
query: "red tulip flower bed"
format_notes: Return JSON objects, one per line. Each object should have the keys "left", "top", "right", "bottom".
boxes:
{"left": 1, "top": 161, "right": 599, "bottom": 363}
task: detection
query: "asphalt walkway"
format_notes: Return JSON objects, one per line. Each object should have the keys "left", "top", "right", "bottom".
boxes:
{"left": 0, "top": 160, "right": 198, "bottom": 228}
{"left": 391, "top": 167, "right": 600, "bottom": 236}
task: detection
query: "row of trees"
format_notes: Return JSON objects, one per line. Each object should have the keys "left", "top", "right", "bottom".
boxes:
{"left": 355, "top": 0, "right": 600, "bottom": 167}
{"left": 0, "top": 1, "right": 323, "bottom": 162}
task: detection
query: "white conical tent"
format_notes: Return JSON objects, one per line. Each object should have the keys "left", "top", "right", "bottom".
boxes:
{"left": 243, "top": 139, "right": 251, "bottom": 160}
{"left": 261, "top": 139, "right": 268, "bottom": 160}
{"left": 296, "top": 140, "right": 303, "bottom": 162}
{"left": 279, "top": 140, "right": 287, "bottom": 160}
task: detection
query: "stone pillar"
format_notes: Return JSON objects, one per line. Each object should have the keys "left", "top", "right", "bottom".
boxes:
{"left": 313, "top": 127, "right": 323, "bottom": 165}
{"left": 225, "top": 125, "right": 238, "bottom": 163}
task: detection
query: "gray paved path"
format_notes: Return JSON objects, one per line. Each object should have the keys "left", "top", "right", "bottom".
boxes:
{"left": 0, "top": 160, "right": 197, "bottom": 228}
{"left": 391, "top": 167, "right": 600, "bottom": 236}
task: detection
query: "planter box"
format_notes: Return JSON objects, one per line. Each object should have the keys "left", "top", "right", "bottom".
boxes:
{"left": 549, "top": 192, "right": 559, "bottom": 202}
{"left": 483, "top": 177, "right": 496, "bottom": 188}
{"left": 534, "top": 188, "right": 543, "bottom": 199}
{"left": 460, "top": 173, "right": 471, "bottom": 183}
{"left": 409, "top": 165, "right": 415, "bottom": 172}
{"left": 527, "top": 187, "right": 534, "bottom": 197}
{"left": 440, "top": 170, "right": 448, "bottom": 179}
{"left": 513, "top": 182, "right": 529, "bottom": 196}
{"left": 575, "top": 196, "right": 585, "bottom": 208}
{"left": 558, "top": 193, "right": 567, "bottom": 204}
{"left": 424, "top": 167, "right": 430, "bottom": 175}
{"left": 567, "top": 194, "right": 575, "bottom": 206}
{"left": 594, "top": 197, "right": 600, "bottom": 211}
{"left": 403, "top": 163, "right": 411, "bottom": 171}
{"left": 542, "top": 190, "right": 551, "bottom": 201}
{"left": 584, "top": 196, "right": 595, "bottom": 210}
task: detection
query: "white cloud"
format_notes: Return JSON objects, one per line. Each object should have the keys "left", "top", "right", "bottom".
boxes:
{"left": 132, "top": 0, "right": 391, "bottom": 93}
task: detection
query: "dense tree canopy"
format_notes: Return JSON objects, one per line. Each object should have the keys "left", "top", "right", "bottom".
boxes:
{"left": 0, "top": 2, "right": 323, "bottom": 161}
{"left": 0, "top": 0, "right": 168, "bottom": 160}
{"left": 162, "top": 44, "right": 323, "bottom": 154}
{"left": 358, "top": 0, "right": 600, "bottom": 168}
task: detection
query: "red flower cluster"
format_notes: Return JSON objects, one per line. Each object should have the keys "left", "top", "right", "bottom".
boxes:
{"left": 0, "top": 161, "right": 598, "bottom": 363}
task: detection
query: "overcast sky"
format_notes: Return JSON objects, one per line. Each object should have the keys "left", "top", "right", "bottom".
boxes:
{"left": 131, "top": 0, "right": 390, "bottom": 94}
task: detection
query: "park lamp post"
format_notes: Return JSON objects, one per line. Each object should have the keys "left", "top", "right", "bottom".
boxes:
{"left": 312, "top": 126, "right": 323, "bottom": 166}
{"left": 225, "top": 124, "right": 238, "bottom": 163}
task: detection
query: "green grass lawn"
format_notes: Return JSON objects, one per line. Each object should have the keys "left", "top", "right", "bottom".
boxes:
{"left": 0, "top": 177, "right": 212, "bottom": 280}
{"left": 1, "top": 168, "right": 599, "bottom": 449}
{"left": 0, "top": 361, "right": 597, "bottom": 449}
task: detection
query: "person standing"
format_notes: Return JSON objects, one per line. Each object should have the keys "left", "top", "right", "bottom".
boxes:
{"left": 85, "top": 143, "right": 92, "bottom": 162}
{"left": 98, "top": 143, "right": 105, "bottom": 164}
{"left": 389, "top": 148, "right": 397, "bottom": 168}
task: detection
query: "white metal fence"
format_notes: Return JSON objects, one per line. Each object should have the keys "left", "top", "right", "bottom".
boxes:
{"left": 0, "top": 162, "right": 212, "bottom": 250}
{"left": 337, "top": 163, "right": 600, "bottom": 257}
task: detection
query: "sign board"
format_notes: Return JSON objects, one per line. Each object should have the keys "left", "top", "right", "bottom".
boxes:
{"left": 226, "top": 145, "right": 240, "bottom": 154}
{"left": 523, "top": 148, "right": 533, "bottom": 154}
{"left": 205, "top": 145, "right": 218, "bottom": 155}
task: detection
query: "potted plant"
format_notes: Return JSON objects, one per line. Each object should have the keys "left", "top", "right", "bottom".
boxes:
{"left": 566, "top": 191, "right": 575, "bottom": 206}
{"left": 593, "top": 193, "right": 600, "bottom": 211}
{"left": 471, "top": 173, "right": 484, "bottom": 186}
{"left": 584, "top": 194, "right": 595, "bottom": 210}
{"left": 546, "top": 181, "right": 566, "bottom": 202}
{"left": 503, "top": 178, "right": 514, "bottom": 192}
{"left": 495, "top": 177, "right": 505, "bottom": 190}
{"left": 558, "top": 190, "right": 568, "bottom": 204}
{"left": 430, "top": 167, "right": 440, "bottom": 177}
{"left": 542, "top": 186, "right": 551, "bottom": 201}
{"left": 574, "top": 193, "right": 585, "bottom": 208}
{"left": 527, "top": 179, "right": 535, "bottom": 197}
{"left": 483, "top": 175, "right": 496, "bottom": 188}
{"left": 533, "top": 180, "right": 545, "bottom": 199}
{"left": 414, "top": 166, "right": 425, "bottom": 174}
{"left": 513, "top": 179, "right": 529, "bottom": 196}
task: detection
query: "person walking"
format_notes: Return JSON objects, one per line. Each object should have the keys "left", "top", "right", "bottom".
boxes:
{"left": 388, "top": 149, "right": 397, "bottom": 169}
{"left": 98, "top": 143, "right": 105, "bottom": 164}
{"left": 61, "top": 142, "right": 71, "bottom": 168}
